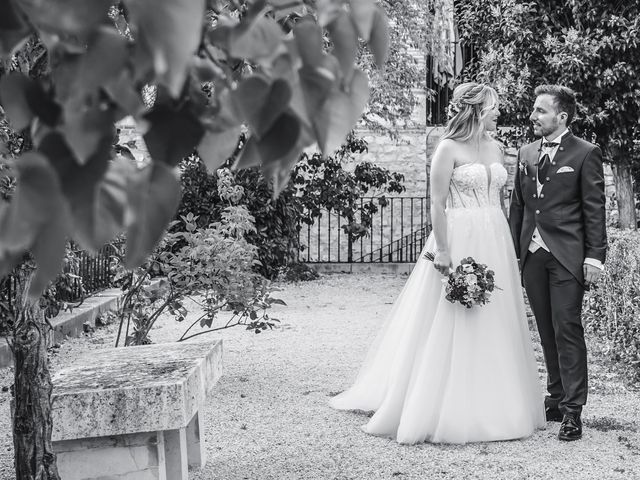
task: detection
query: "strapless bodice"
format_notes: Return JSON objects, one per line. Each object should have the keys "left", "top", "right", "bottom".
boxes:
{"left": 447, "top": 162, "right": 507, "bottom": 209}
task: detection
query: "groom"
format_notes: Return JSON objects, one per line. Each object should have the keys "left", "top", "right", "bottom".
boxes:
{"left": 509, "top": 85, "right": 607, "bottom": 442}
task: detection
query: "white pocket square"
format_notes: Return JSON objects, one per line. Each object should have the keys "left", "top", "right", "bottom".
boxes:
{"left": 556, "top": 166, "right": 574, "bottom": 173}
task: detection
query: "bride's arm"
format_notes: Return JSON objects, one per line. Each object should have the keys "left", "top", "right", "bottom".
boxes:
{"left": 496, "top": 141, "right": 508, "bottom": 217}
{"left": 430, "top": 140, "right": 456, "bottom": 275}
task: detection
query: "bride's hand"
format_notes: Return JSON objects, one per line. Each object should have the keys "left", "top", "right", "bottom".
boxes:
{"left": 434, "top": 250, "right": 453, "bottom": 276}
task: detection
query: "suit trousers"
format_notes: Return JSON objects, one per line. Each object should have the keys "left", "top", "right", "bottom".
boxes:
{"left": 522, "top": 248, "right": 587, "bottom": 415}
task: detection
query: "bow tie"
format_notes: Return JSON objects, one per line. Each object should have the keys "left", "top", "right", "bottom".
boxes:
{"left": 541, "top": 141, "right": 559, "bottom": 149}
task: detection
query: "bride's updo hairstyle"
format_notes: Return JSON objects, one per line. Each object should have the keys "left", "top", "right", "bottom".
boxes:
{"left": 441, "top": 82, "right": 499, "bottom": 143}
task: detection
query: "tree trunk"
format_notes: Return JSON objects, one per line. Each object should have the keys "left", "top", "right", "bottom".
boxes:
{"left": 11, "top": 273, "right": 60, "bottom": 480}
{"left": 612, "top": 160, "right": 637, "bottom": 230}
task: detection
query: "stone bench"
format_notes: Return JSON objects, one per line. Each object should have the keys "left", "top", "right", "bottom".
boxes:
{"left": 51, "top": 340, "right": 223, "bottom": 480}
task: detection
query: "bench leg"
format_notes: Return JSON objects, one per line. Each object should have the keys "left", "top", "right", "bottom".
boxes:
{"left": 163, "top": 428, "right": 188, "bottom": 480}
{"left": 186, "top": 411, "right": 207, "bottom": 469}
{"left": 53, "top": 431, "right": 167, "bottom": 480}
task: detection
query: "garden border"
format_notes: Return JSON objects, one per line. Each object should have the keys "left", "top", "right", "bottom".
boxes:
{"left": 0, "top": 279, "right": 163, "bottom": 369}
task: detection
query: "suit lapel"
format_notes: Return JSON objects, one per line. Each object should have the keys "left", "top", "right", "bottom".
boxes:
{"left": 550, "top": 132, "right": 574, "bottom": 170}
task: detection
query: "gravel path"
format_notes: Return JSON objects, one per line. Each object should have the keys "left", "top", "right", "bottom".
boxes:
{"left": 0, "top": 272, "right": 639, "bottom": 479}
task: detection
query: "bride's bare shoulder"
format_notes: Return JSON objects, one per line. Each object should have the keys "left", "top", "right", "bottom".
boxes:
{"left": 435, "top": 138, "right": 464, "bottom": 155}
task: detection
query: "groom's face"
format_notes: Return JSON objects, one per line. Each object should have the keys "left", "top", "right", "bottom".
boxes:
{"left": 529, "top": 94, "right": 566, "bottom": 138}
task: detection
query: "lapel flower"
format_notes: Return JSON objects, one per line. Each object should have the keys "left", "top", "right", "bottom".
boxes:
{"left": 518, "top": 161, "right": 527, "bottom": 175}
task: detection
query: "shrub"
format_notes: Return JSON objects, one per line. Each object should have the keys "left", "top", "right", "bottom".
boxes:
{"left": 583, "top": 228, "right": 640, "bottom": 386}
{"left": 111, "top": 178, "right": 283, "bottom": 345}
{"left": 175, "top": 133, "right": 406, "bottom": 279}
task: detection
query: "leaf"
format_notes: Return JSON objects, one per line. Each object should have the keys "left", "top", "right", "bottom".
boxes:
{"left": 268, "top": 0, "right": 304, "bottom": 20}
{"left": 349, "top": 0, "right": 376, "bottom": 41}
{"left": 70, "top": 157, "right": 130, "bottom": 252}
{"left": 229, "top": 16, "right": 283, "bottom": 62}
{"left": 59, "top": 103, "right": 115, "bottom": 165}
{"left": 124, "top": 0, "right": 206, "bottom": 97}
{"left": 15, "top": 0, "right": 113, "bottom": 34}
{"left": 0, "top": 1, "right": 30, "bottom": 57}
{"left": 316, "top": 0, "right": 341, "bottom": 27}
{"left": 197, "top": 127, "right": 241, "bottom": 173}
{"left": 29, "top": 202, "right": 70, "bottom": 300}
{"left": 293, "top": 20, "right": 324, "bottom": 68}
{"left": 369, "top": 6, "right": 389, "bottom": 67}
{"left": 143, "top": 103, "right": 205, "bottom": 166}
{"left": 52, "top": 27, "right": 129, "bottom": 104}
{"left": 125, "top": 162, "right": 182, "bottom": 268}
{"left": 0, "top": 73, "right": 60, "bottom": 130}
{"left": 104, "top": 70, "right": 146, "bottom": 119}
{"left": 313, "top": 68, "right": 369, "bottom": 154}
{"left": 0, "top": 152, "right": 60, "bottom": 252}
{"left": 327, "top": 11, "right": 358, "bottom": 79}
{"left": 234, "top": 111, "right": 301, "bottom": 171}
{"left": 0, "top": 152, "right": 71, "bottom": 296}
{"left": 38, "top": 131, "right": 115, "bottom": 252}
{"left": 232, "top": 135, "right": 262, "bottom": 171}
{"left": 299, "top": 65, "right": 334, "bottom": 116}
{"left": 231, "top": 76, "right": 292, "bottom": 139}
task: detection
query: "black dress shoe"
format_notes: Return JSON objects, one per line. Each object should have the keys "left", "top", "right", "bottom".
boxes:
{"left": 558, "top": 412, "right": 582, "bottom": 441}
{"left": 545, "top": 406, "right": 563, "bottom": 422}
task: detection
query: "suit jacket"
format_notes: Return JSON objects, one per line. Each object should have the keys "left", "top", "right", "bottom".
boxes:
{"left": 508, "top": 132, "right": 607, "bottom": 285}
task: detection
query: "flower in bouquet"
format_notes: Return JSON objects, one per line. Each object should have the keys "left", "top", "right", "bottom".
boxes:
{"left": 424, "top": 252, "right": 500, "bottom": 308}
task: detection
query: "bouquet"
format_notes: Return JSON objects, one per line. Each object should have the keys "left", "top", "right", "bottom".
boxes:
{"left": 424, "top": 252, "right": 500, "bottom": 308}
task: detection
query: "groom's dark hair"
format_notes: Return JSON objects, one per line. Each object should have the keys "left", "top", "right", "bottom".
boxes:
{"left": 534, "top": 84, "right": 577, "bottom": 125}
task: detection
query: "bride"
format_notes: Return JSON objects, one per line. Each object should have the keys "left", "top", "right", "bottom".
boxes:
{"left": 330, "top": 82, "right": 545, "bottom": 444}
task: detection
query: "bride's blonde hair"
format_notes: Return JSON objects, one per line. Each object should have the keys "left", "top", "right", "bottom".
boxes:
{"left": 441, "top": 82, "right": 499, "bottom": 143}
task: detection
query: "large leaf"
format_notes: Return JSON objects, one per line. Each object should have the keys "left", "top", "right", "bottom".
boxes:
{"left": 143, "top": 103, "right": 205, "bottom": 166}
{"left": 0, "top": 152, "right": 69, "bottom": 292}
{"left": 55, "top": 26, "right": 129, "bottom": 103}
{"left": 349, "top": 0, "right": 376, "bottom": 41}
{"left": 299, "top": 65, "right": 333, "bottom": 120}
{"left": 39, "top": 131, "right": 114, "bottom": 251}
{"left": 59, "top": 102, "right": 115, "bottom": 165}
{"left": 231, "top": 76, "right": 292, "bottom": 139}
{"left": 197, "top": 127, "right": 241, "bottom": 173}
{"left": 327, "top": 11, "right": 359, "bottom": 79}
{"left": 104, "top": 70, "right": 146, "bottom": 119}
{"left": 369, "top": 6, "right": 389, "bottom": 67}
{"left": 293, "top": 20, "right": 324, "bottom": 68}
{"left": 15, "top": 0, "right": 113, "bottom": 34}
{"left": 229, "top": 17, "right": 283, "bottom": 62}
{"left": 70, "top": 157, "right": 130, "bottom": 252}
{"left": 313, "top": 68, "right": 369, "bottom": 154}
{"left": 0, "top": 152, "right": 60, "bottom": 248}
{"left": 233, "top": 111, "right": 301, "bottom": 170}
{"left": 316, "top": 0, "right": 341, "bottom": 27}
{"left": 0, "top": 0, "right": 30, "bottom": 57}
{"left": 124, "top": 0, "right": 206, "bottom": 97}
{"left": 29, "top": 201, "right": 70, "bottom": 299}
{"left": 125, "top": 162, "right": 181, "bottom": 268}
{"left": 0, "top": 73, "right": 60, "bottom": 129}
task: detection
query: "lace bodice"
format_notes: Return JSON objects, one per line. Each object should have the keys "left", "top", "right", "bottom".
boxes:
{"left": 447, "top": 162, "right": 507, "bottom": 209}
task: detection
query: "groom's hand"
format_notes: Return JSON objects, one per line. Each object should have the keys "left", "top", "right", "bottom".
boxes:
{"left": 583, "top": 263, "right": 603, "bottom": 288}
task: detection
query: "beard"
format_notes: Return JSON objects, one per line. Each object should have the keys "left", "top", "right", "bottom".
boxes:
{"left": 533, "top": 117, "right": 560, "bottom": 137}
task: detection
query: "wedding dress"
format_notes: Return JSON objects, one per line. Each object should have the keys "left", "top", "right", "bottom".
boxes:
{"left": 330, "top": 162, "right": 545, "bottom": 444}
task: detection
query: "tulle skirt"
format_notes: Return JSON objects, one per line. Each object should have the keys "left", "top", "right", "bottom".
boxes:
{"left": 330, "top": 206, "right": 545, "bottom": 444}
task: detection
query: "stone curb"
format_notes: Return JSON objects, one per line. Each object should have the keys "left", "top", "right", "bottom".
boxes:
{"left": 311, "top": 262, "right": 416, "bottom": 275}
{"left": 0, "top": 279, "right": 164, "bottom": 369}
{"left": 0, "top": 288, "right": 122, "bottom": 369}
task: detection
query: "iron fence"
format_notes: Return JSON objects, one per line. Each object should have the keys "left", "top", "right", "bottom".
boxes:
{"left": 297, "top": 196, "right": 432, "bottom": 264}
{"left": 0, "top": 242, "right": 117, "bottom": 317}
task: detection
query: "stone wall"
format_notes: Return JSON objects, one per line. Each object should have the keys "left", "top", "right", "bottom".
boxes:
{"left": 116, "top": 118, "right": 616, "bottom": 218}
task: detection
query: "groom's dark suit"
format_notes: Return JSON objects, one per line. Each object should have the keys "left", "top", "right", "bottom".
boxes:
{"left": 509, "top": 131, "right": 607, "bottom": 415}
